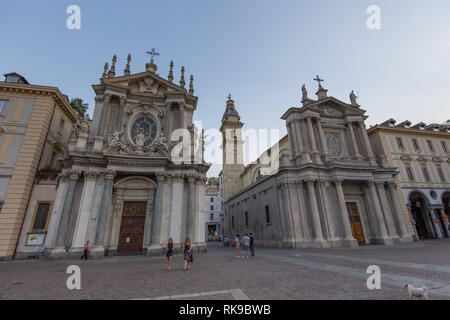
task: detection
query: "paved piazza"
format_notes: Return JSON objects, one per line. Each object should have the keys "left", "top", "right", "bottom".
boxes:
{"left": 1, "top": 240, "right": 450, "bottom": 300}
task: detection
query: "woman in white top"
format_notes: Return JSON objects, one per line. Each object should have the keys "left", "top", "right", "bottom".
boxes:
{"left": 234, "top": 234, "right": 240, "bottom": 258}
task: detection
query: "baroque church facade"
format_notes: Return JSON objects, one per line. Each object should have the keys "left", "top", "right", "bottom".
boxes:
{"left": 221, "top": 80, "right": 414, "bottom": 248}
{"left": 40, "top": 54, "right": 209, "bottom": 258}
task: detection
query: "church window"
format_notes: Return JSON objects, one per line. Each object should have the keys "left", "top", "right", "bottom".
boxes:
{"left": 0, "top": 100, "right": 9, "bottom": 116}
{"left": 245, "top": 212, "right": 249, "bottom": 226}
{"left": 210, "top": 205, "right": 214, "bottom": 211}
{"left": 32, "top": 202, "right": 51, "bottom": 231}
{"left": 265, "top": 206, "right": 271, "bottom": 224}
{"left": 427, "top": 140, "right": 434, "bottom": 153}
{"left": 58, "top": 118, "right": 65, "bottom": 134}
{"left": 412, "top": 139, "right": 420, "bottom": 152}
{"left": 436, "top": 166, "right": 445, "bottom": 182}
{"left": 396, "top": 137, "right": 404, "bottom": 151}
{"left": 405, "top": 166, "right": 415, "bottom": 181}
{"left": 131, "top": 116, "right": 158, "bottom": 147}
{"left": 210, "top": 197, "right": 214, "bottom": 202}
{"left": 421, "top": 166, "right": 430, "bottom": 182}
{"left": 232, "top": 216, "right": 235, "bottom": 228}
{"left": 210, "top": 214, "right": 214, "bottom": 221}
{"left": 441, "top": 141, "right": 448, "bottom": 153}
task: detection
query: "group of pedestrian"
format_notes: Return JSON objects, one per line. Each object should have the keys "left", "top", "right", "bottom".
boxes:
{"left": 166, "top": 237, "right": 193, "bottom": 272}
{"left": 232, "top": 233, "right": 255, "bottom": 258}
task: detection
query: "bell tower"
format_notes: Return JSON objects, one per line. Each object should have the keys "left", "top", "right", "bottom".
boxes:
{"left": 220, "top": 96, "right": 244, "bottom": 202}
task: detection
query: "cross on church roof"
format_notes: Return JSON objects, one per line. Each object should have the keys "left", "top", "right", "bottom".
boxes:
{"left": 313, "top": 75, "right": 324, "bottom": 87}
{"left": 146, "top": 48, "right": 160, "bottom": 62}
{"left": 227, "top": 94, "right": 232, "bottom": 100}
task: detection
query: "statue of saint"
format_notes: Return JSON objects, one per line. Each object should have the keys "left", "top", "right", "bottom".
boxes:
{"left": 350, "top": 90, "right": 359, "bottom": 106}
{"left": 79, "top": 117, "right": 90, "bottom": 135}
{"left": 109, "top": 130, "right": 122, "bottom": 148}
{"left": 134, "top": 127, "right": 147, "bottom": 148}
{"left": 302, "top": 84, "right": 308, "bottom": 101}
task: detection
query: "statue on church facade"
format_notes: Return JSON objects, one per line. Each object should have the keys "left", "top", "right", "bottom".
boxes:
{"left": 108, "top": 130, "right": 123, "bottom": 148}
{"left": 350, "top": 90, "right": 359, "bottom": 106}
{"left": 301, "top": 84, "right": 308, "bottom": 101}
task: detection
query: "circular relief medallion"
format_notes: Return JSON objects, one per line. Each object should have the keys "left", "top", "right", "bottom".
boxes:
{"left": 130, "top": 116, "right": 157, "bottom": 148}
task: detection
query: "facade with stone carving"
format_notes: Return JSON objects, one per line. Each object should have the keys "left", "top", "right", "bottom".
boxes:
{"left": 221, "top": 81, "right": 414, "bottom": 248}
{"left": 18, "top": 55, "right": 209, "bottom": 259}
{"left": 368, "top": 119, "right": 449, "bottom": 241}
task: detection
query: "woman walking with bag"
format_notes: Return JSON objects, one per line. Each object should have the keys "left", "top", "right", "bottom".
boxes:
{"left": 183, "top": 237, "right": 193, "bottom": 271}
{"left": 166, "top": 238, "right": 174, "bottom": 271}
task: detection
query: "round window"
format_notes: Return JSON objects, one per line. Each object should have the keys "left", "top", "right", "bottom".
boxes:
{"left": 131, "top": 116, "right": 157, "bottom": 148}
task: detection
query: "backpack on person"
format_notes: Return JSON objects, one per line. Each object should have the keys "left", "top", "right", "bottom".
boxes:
{"left": 232, "top": 240, "right": 236, "bottom": 247}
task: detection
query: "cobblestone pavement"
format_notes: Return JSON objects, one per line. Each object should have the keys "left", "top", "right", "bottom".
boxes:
{"left": 1, "top": 240, "right": 449, "bottom": 300}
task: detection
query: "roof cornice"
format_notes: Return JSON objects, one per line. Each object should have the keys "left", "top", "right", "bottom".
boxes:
{"left": 0, "top": 82, "right": 79, "bottom": 122}
{"left": 368, "top": 125, "right": 450, "bottom": 138}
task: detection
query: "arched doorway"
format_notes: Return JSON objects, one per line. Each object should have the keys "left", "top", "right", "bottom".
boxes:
{"left": 409, "top": 192, "right": 435, "bottom": 240}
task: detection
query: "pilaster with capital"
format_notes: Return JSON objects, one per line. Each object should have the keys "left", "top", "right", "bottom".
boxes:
{"left": 186, "top": 174, "right": 198, "bottom": 240}
{"left": 72, "top": 171, "right": 99, "bottom": 249}
{"left": 332, "top": 178, "right": 354, "bottom": 240}
{"left": 386, "top": 182, "right": 411, "bottom": 238}
{"left": 150, "top": 173, "right": 167, "bottom": 247}
{"left": 54, "top": 170, "right": 81, "bottom": 248}
{"left": 376, "top": 182, "right": 398, "bottom": 238}
{"left": 169, "top": 174, "right": 185, "bottom": 244}
{"left": 367, "top": 180, "right": 390, "bottom": 240}
{"left": 94, "top": 170, "right": 116, "bottom": 248}
{"left": 317, "top": 179, "right": 336, "bottom": 240}
{"left": 347, "top": 121, "right": 361, "bottom": 157}
{"left": 305, "top": 178, "right": 324, "bottom": 241}
{"left": 316, "top": 119, "right": 329, "bottom": 161}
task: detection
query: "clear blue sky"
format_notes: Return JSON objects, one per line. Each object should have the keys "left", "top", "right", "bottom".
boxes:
{"left": 1, "top": 1, "right": 449, "bottom": 176}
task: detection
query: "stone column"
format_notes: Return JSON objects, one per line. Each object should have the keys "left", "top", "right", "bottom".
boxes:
{"left": 319, "top": 179, "right": 336, "bottom": 241}
{"left": 279, "top": 182, "right": 295, "bottom": 245}
{"left": 406, "top": 202, "right": 420, "bottom": 241}
{"left": 72, "top": 171, "right": 98, "bottom": 250}
{"left": 97, "top": 94, "right": 111, "bottom": 137}
{"left": 306, "top": 178, "right": 324, "bottom": 242}
{"left": 150, "top": 174, "right": 166, "bottom": 250}
{"left": 115, "top": 96, "right": 126, "bottom": 131}
{"left": 186, "top": 174, "right": 198, "bottom": 240}
{"left": 376, "top": 182, "right": 398, "bottom": 238}
{"left": 306, "top": 117, "right": 319, "bottom": 164}
{"left": 169, "top": 174, "right": 185, "bottom": 245}
{"left": 347, "top": 122, "right": 361, "bottom": 157}
{"left": 367, "top": 181, "right": 390, "bottom": 242}
{"left": 294, "top": 119, "right": 306, "bottom": 163}
{"left": 45, "top": 177, "right": 69, "bottom": 249}
{"left": 387, "top": 182, "right": 411, "bottom": 239}
{"left": 429, "top": 208, "right": 443, "bottom": 239}
{"left": 54, "top": 171, "right": 80, "bottom": 250}
{"left": 179, "top": 102, "right": 185, "bottom": 129}
{"left": 93, "top": 170, "right": 116, "bottom": 248}
{"left": 358, "top": 122, "right": 376, "bottom": 164}
{"left": 316, "top": 119, "right": 328, "bottom": 158}
{"left": 287, "top": 121, "right": 299, "bottom": 160}
{"left": 195, "top": 175, "right": 207, "bottom": 248}
{"left": 333, "top": 178, "right": 354, "bottom": 241}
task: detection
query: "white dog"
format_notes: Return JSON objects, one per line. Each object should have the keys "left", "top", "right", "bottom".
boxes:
{"left": 405, "top": 284, "right": 429, "bottom": 300}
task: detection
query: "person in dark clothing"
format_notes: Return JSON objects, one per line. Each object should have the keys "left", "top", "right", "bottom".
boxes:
{"left": 183, "top": 237, "right": 193, "bottom": 271}
{"left": 249, "top": 233, "right": 255, "bottom": 257}
{"left": 80, "top": 241, "right": 89, "bottom": 260}
{"left": 166, "top": 238, "right": 174, "bottom": 271}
